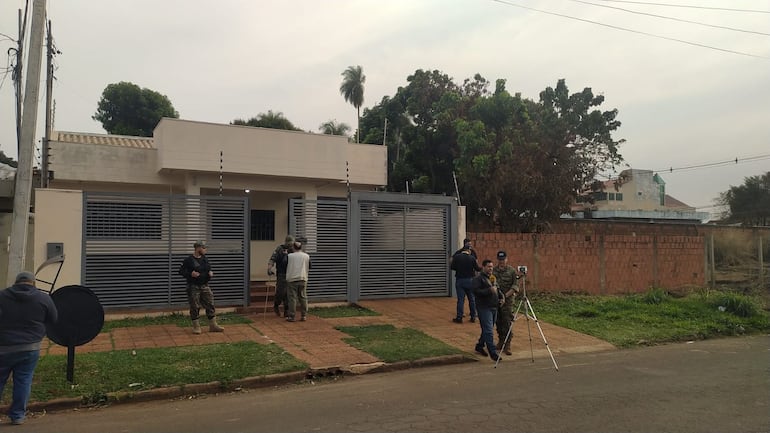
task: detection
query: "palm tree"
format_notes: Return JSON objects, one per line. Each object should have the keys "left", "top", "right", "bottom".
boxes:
{"left": 339, "top": 65, "right": 365, "bottom": 143}
{"left": 318, "top": 120, "right": 351, "bottom": 137}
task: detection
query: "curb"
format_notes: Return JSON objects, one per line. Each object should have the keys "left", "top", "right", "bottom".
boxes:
{"left": 25, "top": 354, "right": 475, "bottom": 415}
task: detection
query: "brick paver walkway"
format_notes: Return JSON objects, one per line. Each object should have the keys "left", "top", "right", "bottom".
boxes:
{"left": 41, "top": 298, "right": 614, "bottom": 369}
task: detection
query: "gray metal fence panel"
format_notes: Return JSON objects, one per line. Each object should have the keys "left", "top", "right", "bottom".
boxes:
{"left": 83, "top": 192, "right": 248, "bottom": 309}
{"left": 357, "top": 201, "right": 450, "bottom": 299}
{"left": 289, "top": 199, "right": 348, "bottom": 301}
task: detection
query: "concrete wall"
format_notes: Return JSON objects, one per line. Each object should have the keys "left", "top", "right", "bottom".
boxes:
{"left": 154, "top": 118, "right": 387, "bottom": 186}
{"left": 48, "top": 141, "right": 172, "bottom": 185}
{"left": 469, "top": 221, "right": 708, "bottom": 294}
{"left": 32, "top": 189, "right": 83, "bottom": 289}
{"left": 0, "top": 213, "right": 35, "bottom": 285}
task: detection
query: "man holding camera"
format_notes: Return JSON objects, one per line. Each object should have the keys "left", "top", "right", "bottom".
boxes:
{"left": 472, "top": 259, "right": 504, "bottom": 361}
{"left": 493, "top": 250, "right": 519, "bottom": 356}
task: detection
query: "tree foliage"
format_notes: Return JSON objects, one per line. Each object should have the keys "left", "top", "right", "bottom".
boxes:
{"left": 93, "top": 81, "right": 179, "bottom": 137}
{"left": 318, "top": 120, "right": 351, "bottom": 137}
{"left": 232, "top": 110, "right": 301, "bottom": 131}
{"left": 718, "top": 172, "right": 770, "bottom": 226}
{"left": 359, "top": 71, "right": 625, "bottom": 232}
{"left": 340, "top": 65, "right": 366, "bottom": 143}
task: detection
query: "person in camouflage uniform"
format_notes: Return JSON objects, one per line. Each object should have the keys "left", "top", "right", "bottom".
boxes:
{"left": 268, "top": 235, "right": 294, "bottom": 317}
{"left": 179, "top": 240, "right": 224, "bottom": 334}
{"left": 493, "top": 250, "right": 519, "bottom": 355}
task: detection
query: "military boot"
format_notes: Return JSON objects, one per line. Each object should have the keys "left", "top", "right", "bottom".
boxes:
{"left": 192, "top": 319, "right": 202, "bottom": 335}
{"left": 209, "top": 317, "right": 225, "bottom": 332}
{"left": 503, "top": 341, "right": 512, "bottom": 356}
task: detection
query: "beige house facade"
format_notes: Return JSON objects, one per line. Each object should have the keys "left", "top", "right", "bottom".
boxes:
{"left": 34, "top": 118, "right": 387, "bottom": 288}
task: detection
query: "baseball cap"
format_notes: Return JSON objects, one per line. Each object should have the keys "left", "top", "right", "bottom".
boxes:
{"left": 193, "top": 240, "right": 207, "bottom": 248}
{"left": 497, "top": 250, "right": 507, "bottom": 259}
{"left": 15, "top": 271, "right": 35, "bottom": 284}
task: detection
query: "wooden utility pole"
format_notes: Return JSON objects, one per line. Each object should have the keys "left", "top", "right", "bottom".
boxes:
{"left": 7, "top": 0, "right": 46, "bottom": 285}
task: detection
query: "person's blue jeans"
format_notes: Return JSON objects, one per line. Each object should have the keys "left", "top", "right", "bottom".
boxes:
{"left": 476, "top": 306, "right": 498, "bottom": 357}
{"left": 455, "top": 278, "right": 476, "bottom": 320}
{"left": 0, "top": 350, "right": 41, "bottom": 422}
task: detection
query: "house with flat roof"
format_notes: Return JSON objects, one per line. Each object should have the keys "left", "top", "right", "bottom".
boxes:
{"left": 34, "top": 118, "right": 389, "bottom": 302}
{"left": 570, "top": 169, "right": 709, "bottom": 223}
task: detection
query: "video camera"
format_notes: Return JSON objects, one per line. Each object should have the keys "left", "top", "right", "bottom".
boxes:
{"left": 517, "top": 265, "right": 527, "bottom": 274}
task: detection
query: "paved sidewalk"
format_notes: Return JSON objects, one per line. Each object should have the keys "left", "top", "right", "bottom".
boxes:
{"left": 42, "top": 297, "right": 615, "bottom": 369}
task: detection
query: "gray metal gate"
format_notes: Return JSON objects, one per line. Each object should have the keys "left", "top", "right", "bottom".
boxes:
{"left": 83, "top": 192, "right": 249, "bottom": 309}
{"left": 289, "top": 199, "right": 348, "bottom": 301}
{"left": 290, "top": 192, "right": 456, "bottom": 302}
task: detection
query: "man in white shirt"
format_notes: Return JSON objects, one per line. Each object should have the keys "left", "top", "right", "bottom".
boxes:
{"left": 285, "top": 241, "right": 311, "bottom": 322}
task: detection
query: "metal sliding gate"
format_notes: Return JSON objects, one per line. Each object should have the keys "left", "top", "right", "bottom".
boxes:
{"left": 83, "top": 192, "right": 249, "bottom": 309}
{"left": 290, "top": 192, "right": 456, "bottom": 302}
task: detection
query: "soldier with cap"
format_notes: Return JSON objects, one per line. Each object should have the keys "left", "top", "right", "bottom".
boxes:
{"left": 179, "top": 240, "right": 224, "bottom": 334}
{"left": 268, "top": 235, "right": 294, "bottom": 317}
{"left": 494, "top": 250, "right": 519, "bottom": 355}
{"left": 0, "top": 271, "right": 58, "bottom": 425}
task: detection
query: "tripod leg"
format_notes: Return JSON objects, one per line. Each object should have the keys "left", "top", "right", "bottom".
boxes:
{"left": 525, "top": 297, "right": 559, "bottom": 371}
{"left": 495, "top": 300, "right": 523, "bottom": 368}
{"left": 525, "top": 305, "right": 535, "bottom": 362}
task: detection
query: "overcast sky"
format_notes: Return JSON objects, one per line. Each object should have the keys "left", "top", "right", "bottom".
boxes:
{"left": 1, "top": 0, "right": 768, "bottom": 215}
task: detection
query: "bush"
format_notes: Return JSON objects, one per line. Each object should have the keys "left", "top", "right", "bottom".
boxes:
{"left": 640, "top": 288, "right": 670, "bottom": 305}
{"left": 706, "top": 291, "right": 762, "bottom": 317}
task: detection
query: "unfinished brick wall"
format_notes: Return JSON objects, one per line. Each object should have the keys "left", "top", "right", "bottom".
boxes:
{"left": 468, "top": 221, "right": 706, "bottom": 294}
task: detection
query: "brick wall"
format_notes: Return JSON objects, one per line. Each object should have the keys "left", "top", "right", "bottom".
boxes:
{"left": 468, "top": 220, "right": 709, "bottom": 294}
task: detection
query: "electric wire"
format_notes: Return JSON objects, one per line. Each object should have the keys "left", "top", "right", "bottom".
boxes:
{"left": 571, "top": 0, "right": 770, "bottom": 36}
{"left": 652, "top": 154, "right": 770, "bottom": 174}
{"left": 489, "top": 0, "right": 770, "bottom": 59}
{"left": 591, "top": 0, "right": 770, "bottom": 14}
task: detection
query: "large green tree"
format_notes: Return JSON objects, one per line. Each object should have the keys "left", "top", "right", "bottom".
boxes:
{"left": 718, "top": 172, "right": 770, "bottom": 226}
{"left": 358, "top": 71, "right": 625, "bottom": 232}
{"left": 232, "top": 110, "right": 301, "bottom": 131}
{"left": 93, "top": 82, "right": 179, "bottom": 136}
{"left": 340, "top": 65, "right": 366, "bottom": 143}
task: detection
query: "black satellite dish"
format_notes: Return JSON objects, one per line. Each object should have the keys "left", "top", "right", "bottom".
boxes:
{"left": 37, "top": 256, "right": 105, "bottom": 382}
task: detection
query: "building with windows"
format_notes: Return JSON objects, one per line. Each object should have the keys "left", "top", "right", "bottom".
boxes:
{"left": 571, "top": 169, "right": 709, "bottom": 223}
{"left": 35, "top": 118, "right": 388, "bottom": 292}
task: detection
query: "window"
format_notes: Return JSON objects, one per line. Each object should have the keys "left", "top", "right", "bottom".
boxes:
{"left": 86, "top": 202, "right": 162, "bottom": 239}
{"left": 616, "top": 193, "right": 623, "bottom": 201}
{"left": 608, "top": 193, "right": 616, "bottom": 201}
{"left": 592, "top": 192, "right": 608, "bottom": 201}
{"left": 250, "top": 210, "right": 275, "bottom": 241}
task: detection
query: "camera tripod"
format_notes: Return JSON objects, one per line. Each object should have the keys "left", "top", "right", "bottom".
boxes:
{"left": 494, "top": 273, "right": 559, "bottom": 370}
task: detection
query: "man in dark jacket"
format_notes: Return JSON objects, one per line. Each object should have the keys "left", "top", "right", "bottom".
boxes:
{"left": 472, "top": 260, "right": 503, "bottom": 361}
{"left": 0, "top": 272, "right": 58, "bottom": 425}
{"left": 450, "top": 247, "right": 481, "bottom": 323}
{"left": 180, "top": 240, "right": 224, "bottom": 334}
{"left": 268, "top": 235, "right": 294, "bottom": 317}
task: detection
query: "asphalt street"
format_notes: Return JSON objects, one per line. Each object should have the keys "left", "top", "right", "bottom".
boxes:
{"left": 17, "top": 335, "right": 770, "bottom": 433}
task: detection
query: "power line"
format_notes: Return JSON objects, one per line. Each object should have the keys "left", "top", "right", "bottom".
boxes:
{"left": 652, "top": 154, "right": 770, "bottom": 174}
{"left": 592, "top": 0, "right": 770, "bottom": 14}
{"left": 571, "top": 0, "right": 770, "bottom": 36}
{"left": 489, "top": 0, "right": 770, "bottom": 59}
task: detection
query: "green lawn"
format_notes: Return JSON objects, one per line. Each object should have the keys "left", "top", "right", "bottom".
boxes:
{"left": 310, "top": 304, "right": 380, "bottom": 318}
{"left": 29, "top": 342, "right": 306, "bottom": 403}
{"left": 529, "top": 289, "right": 770, "bottom": 347}
{"left": 336, "top": 324, "right": 462, "bottom": 362}
{"left": 101, "top": 312, "right": 252, "bottom": 332}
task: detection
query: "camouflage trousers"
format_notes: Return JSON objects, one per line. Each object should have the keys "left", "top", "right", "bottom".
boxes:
{"left": 187, "top": 283, "right": 216, "bottom": 320}
{"left": 496, "top": 305, "right": 514, "bottom": 345}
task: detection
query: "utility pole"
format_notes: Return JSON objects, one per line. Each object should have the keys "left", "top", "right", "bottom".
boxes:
{"left": 14, "top": 4, "right": 29, "bottom": 153}
{"left": 41, "top": 18, "right": 54, "bottom": 188}
{"left": 7, "top": 0, "right": 46, "bottom": 285}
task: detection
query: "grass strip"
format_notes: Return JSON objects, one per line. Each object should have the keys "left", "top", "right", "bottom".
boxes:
{"left": 337, "top": 324, "right": 461, "bottom": 362}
